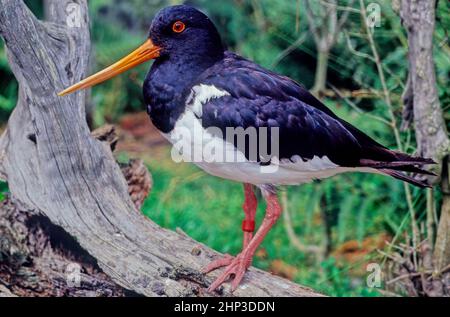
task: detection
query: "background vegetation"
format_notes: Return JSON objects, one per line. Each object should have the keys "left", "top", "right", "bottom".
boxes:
{"left": 0, "top": 0, "right": 449, "bottom": 296}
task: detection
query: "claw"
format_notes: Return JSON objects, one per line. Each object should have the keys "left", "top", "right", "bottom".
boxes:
{"left": 207, "top": 271, "right": 233, "bottom": 293}
{"left": 230, "top": 266, "right": 247, "bottom": 291}
{"left": 202, "top": 254, "right": 234, "bottom": 274}
{"left": 205, "top": 252, "right": 252, "bottom": 293}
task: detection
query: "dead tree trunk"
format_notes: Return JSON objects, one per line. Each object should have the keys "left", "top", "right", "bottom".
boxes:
{"left": 0, "top": 0, "right": 321, "bottom": 297}
{"left": 400, "top": 0, "right": 450, "bottom": 274}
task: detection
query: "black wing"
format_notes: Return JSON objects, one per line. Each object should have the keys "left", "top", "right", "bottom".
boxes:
{"left": 195, "top": 52, "right": 363, "bottom": 167}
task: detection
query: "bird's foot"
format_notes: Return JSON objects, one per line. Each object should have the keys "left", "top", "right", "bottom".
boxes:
{"left": 202, "top": 253, "right": 234, "bottom": 274}
{"left": 204, "top": 252, "right": 252, "bottom": 293}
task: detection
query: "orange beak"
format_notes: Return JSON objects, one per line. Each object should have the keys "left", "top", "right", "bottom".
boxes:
{"left": 58, "top": 39, "right": 161, "bottom": 96}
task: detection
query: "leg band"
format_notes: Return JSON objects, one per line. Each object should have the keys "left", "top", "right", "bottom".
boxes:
{"left": 242, "top": 220, "right": 255, "bottom": 232}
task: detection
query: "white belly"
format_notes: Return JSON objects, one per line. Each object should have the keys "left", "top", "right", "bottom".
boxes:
{"left": 163, "top": 109, "right": 375, "bottom": 186}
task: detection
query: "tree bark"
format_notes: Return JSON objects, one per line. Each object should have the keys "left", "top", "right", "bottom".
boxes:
{"left": 0, "top": 0, "right": 322, "bottom": 297}
{"left": 435, "top": 159, "right": 450, "bottom": 272}
{"left": 0, "top": 195, "right": 130, "bottom": 297}
{"left": 400, "top": 0, "right": 450, "bottom": 272}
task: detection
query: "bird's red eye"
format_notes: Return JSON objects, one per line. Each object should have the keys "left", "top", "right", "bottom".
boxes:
{"left": 172, "top": 21, "right": 186, "bottom": 33}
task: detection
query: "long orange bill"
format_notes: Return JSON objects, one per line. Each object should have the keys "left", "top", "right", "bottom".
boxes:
{"left": 58, "top": 39, "right": 161, "bottom": 96}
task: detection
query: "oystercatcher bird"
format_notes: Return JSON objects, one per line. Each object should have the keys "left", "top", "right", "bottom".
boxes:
{"left": 59, "top": 5, "right": 434, "bottom": 292}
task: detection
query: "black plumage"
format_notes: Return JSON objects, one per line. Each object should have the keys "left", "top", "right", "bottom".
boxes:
{"left": 198, "top": 52, "right": 362, "bottom": 167}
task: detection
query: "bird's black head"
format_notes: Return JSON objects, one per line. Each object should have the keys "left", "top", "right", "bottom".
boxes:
{"left": 58, "top": 5, "right": 225, "bottom": 96}
{"left": 149, "top": 5, "right": 225, "bottom": 61}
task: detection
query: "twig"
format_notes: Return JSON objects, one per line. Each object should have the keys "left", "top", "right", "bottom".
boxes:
{"left": 271, "top": 33, "right": 308, "bottom": 68}
{"left": 386, "top": 272, "right": 423, "bottom": 285}
{"left": 319, "top": 0, "right": 360, "bottom": 13}
{"left": 251, "top": 0, "right": 266, "bottom": 31}
{"left": 336, "top": 0, "right": 356, "bottom": 31}
{"left": 328, "top": 84, "right": 391, "bottom": 126}
{"left": 439, "top": 264, "right": 450, "bottom": 274}
{"left": 426, "top": 188, "right": 435, "bottom": 246}
{"left": 386, "top": 262, "right": 450, "bottom": 287}
{"left": 280, "top": 191, "right": 325, "bottom": 261}
{"left": 322, "top": 88, "right": 382, "bottom": 99}
{"left": 380, "top": 213, "right": 409, "bottom": 269}
{"left": 306, "top": 0, "right": 355, "bottom": 49}
{"left": 304, "top": 0, "right": 322, "bottom": 44}
{"left": 377, "top": 249, "right": 405, "bottom": 264}
{"left": 344, "top": 31, "right": 375, "bottom": 62}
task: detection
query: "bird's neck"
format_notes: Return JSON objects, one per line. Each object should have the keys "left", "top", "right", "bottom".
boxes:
{"left": 144, "top": 53, "right": 223, "bottom": 133}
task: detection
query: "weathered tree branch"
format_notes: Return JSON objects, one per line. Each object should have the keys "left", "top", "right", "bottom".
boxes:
{"left": 0, "top": 0, "right": 322, "bottom": 296}
{"left": 0, "top": 195, "right": 130, "bottom": 297}
{"left": 400, "top": 0, "right": 450, "bottom": 273}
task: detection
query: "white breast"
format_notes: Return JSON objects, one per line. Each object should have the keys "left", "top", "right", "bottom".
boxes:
{"left": 186, "top": 84, "right": 230, "bottom": 118}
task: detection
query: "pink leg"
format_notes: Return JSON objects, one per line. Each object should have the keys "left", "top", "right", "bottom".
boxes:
{"left": 242, "top": 183, "right": 257, "bottom": 248}
{"left": 206, "top": 191, "right": 282, "bottom": 293}
{"left": 202, "top": 184, "right": 257, "bottom": 273}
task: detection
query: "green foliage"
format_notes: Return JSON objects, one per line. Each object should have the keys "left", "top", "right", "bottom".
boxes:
{"left": 0, "top": 181, "right": 8, "bottom": 201}
{"left": 0, "top": 42, "right": 18, "bottom": 122}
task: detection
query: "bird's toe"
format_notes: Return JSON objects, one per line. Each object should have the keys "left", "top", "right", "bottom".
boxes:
{"left": 202, "top": 253, "right": 234, "bottom": 274}
{"left": 206, "top": 253, "right": 252, "bottom": 293}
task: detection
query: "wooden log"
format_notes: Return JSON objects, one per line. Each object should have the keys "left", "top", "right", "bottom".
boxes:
{"left": 0, "top": 0, "right": 322, "bottom": 297}
{"left": 0, "top": 196, "right": 129, "bottom": 297}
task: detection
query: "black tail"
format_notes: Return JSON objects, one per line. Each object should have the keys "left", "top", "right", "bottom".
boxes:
{"left": 338, "top": 115, "right": 436, "bottom": 188}
{"left": 379, "top": 169, "right": 433, "bottom": 188}
{"left": 359, "top": 151, "right": 436, "bottom": 188}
